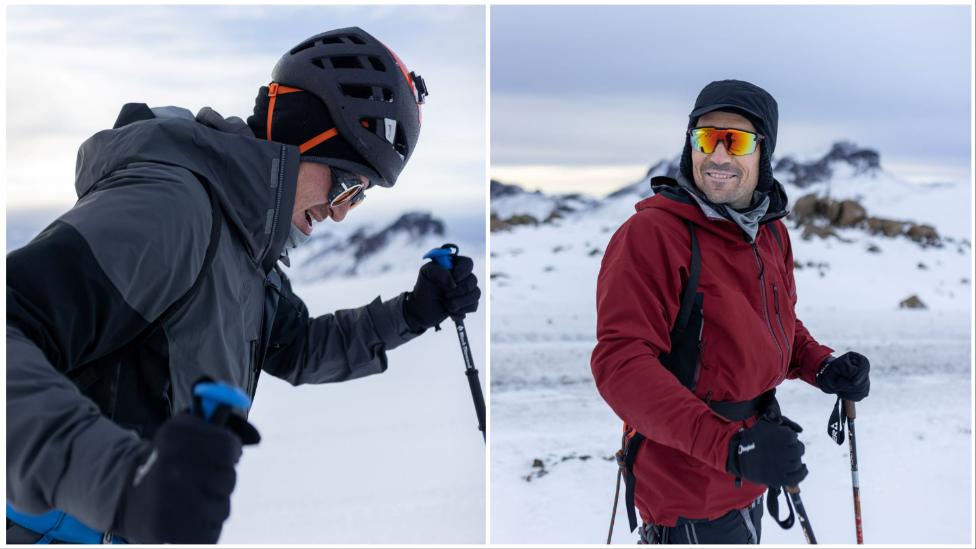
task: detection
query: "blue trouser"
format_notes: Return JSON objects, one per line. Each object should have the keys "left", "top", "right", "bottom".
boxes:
{"left": 639, "top": 496, "right": 764, "bottom": 544}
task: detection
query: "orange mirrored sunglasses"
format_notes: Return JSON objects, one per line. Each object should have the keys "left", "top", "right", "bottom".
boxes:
{"left": 688, "top": 127, "right": 765, "bottom": 156}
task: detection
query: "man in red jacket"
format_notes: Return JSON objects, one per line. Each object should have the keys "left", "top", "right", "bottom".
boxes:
{"left": 592, "top": 80, "right": 871, "bottom": 544}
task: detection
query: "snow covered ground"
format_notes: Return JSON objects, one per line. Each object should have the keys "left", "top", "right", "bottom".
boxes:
{"left": 6, "top": 210, "right": 487, "bottom": 544}
{"left": 225, "top": 266, "right": 486, "bottom": 544}
{"left": 489, "top": 165, "right": 973, "bottom": 543}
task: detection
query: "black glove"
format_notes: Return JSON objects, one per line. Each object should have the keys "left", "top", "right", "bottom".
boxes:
{"left": 816, "top": 352, "right": 871, "bottom": 401}
{"left": 404, "top": 255, "right": 481, "bottom": 332}
{"left": 113, "top": 412, "right": 259, "bottom": 544}
{"left": 727, "top": 415, "right": 808, "bottom": 488}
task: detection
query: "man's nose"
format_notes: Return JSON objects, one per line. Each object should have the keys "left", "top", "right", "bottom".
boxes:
{"left": 330, "top": 201, "right": 350, "bottom": 222}
{"left": 709, "top": 141, "right": 731, "bottom": 163}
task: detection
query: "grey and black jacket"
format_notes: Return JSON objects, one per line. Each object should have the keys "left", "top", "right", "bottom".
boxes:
{"left": 6, "top": 104, "right": 419, "bottom": 531}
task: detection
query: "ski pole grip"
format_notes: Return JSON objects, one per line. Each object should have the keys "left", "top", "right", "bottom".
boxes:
{"left": 844, "top": 399, "right": 856, "bottom": 420}
{"left": 193, "top": 381, "right": 252, "bottom": 426}
{"left": 422, "top": 243, "right": 460, "bottom": 270}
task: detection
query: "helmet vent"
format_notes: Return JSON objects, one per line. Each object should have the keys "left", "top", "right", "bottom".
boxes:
{"left": 342, "top": 84, "right": 394, "bottom": 103}
{"left": 290, "top": 40, "right": 315, "bottom": 55}
{"left": 330, "top": 56, "right": 364, "bottom": 70}
{"left": 346, "top": 34, "right": 367, "bottom": 45}
{"left": 368, "top": 57, "right": 386, "bottom": 72}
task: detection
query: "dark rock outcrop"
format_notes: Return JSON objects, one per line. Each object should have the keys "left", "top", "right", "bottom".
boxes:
{"left": 491, "top": 213, "right": 539, "bottom": 232}
{"left": 791, "top": 193, "right": 941, "bottom": 247}
{"left": 899, "top": 295, "right": 927, "bottom": 309}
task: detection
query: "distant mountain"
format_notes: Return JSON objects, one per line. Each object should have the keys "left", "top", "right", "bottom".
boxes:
{"left": 605, "top": 157, "right": 682, "bottom": 201}
{"left": 490, "top": 180, "right": 598, "bottom": 231}
{"left": 774, "top": 141, "right": 881, "bottom": 187}
{"left": 286, "top": 211, "right": 451, "bottom": 281}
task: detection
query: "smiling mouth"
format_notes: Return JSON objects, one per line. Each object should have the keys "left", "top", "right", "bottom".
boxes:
{"left": 301, "top": 206, "right": 331, "bottom": 235}
{"left": 705, "top": 171, "right": 739, "bottom": 181}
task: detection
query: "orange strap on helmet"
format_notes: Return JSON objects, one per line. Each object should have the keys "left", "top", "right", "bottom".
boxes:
{"left": 266, "top": 82, "right": 302, "bottom": 141}
{"left": 266, "top": 82, "right": 342, "bottom": 154}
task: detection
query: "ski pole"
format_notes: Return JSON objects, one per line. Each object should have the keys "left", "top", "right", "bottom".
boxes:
{"left": 845, "top": 399, "right": 863, "bottom": 544}
{"left": 423, "top": 244, "right": 486, "bottom": 443}
{"left": 785, "top": 485, "right": 818, "bottom": 544}
{"left": 193, "top": 380, "right": 252, "bottom": 425}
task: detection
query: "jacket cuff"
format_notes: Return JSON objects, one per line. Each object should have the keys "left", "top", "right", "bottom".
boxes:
{"left": 55, "top": 420, "right": 152, "bottom": 532}
{"left": 688, "top": 410, "right": 744, "bottom": 473}
{"left": 366, "top": 292, "right": 422, "bottom": 351}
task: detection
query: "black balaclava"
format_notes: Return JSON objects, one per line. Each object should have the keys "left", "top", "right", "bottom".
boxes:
{"left": 678, "top": 79, "right": 779, "bottom": 195}
{"left": 246, "top": 85, "right": 371, "bottom": 171}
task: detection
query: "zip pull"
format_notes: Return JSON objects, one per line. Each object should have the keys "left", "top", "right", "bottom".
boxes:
{"left": 773, "top": 283, "right": 780, "bottom": 313}
{"left": 752, "top": 243, "right": 765, "bottom": 279}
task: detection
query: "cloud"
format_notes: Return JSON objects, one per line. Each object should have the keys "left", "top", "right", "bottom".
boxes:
{"left": 490, "top": 4, "right": 972, "bottom": 187}
{"left": 5, "top": 5, "right": 485, "bottom": 211}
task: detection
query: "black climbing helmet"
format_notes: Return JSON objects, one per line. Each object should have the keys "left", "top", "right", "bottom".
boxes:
{"left": 270, "top": 27, "right": 428, "bottom": 187}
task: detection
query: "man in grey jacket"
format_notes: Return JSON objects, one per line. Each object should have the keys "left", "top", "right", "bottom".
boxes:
{"left": 6, "top": 27, "right": 479, "bottom": 544}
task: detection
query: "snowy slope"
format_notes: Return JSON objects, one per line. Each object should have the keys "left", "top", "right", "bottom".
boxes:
{"left": 489, "top": 144, "right": 973, "bottom": 544}
{"left": 224, "top": 266, "right": 486, "bottom": 544}
{"left": 6, "top": 210, "right": 487, "bottom": 544}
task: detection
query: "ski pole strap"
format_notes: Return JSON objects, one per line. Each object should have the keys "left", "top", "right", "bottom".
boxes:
{"left": 615, "top": 429, "right": 645, "bottom": 532}
{"left": 828, "top": 396, "right": 848, "bottom": 445}
{"left": 767, "top": 485, "right": 796, "bottom": 530}
{"left": 5, "top": 504, "right": 125, "bottom": 544}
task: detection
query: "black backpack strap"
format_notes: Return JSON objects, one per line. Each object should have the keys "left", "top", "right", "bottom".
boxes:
{"left": 614, "top": 221, "right": 704, "bottom": 534}
{"left": 768, "top": 222, "right": 784, "bottom": 255}
{"left": 673, "top": 222, "right": 701, "bottom": 333}
{"left": 70, "top": 176, "right": 223, "bottom": 392}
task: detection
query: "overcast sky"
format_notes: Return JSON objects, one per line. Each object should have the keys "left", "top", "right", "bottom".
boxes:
{"left": 491, "top": 5, "right": 972, "bottom": 195}
{"left": 5, "top": 5, "right": 485, "bottom": 220}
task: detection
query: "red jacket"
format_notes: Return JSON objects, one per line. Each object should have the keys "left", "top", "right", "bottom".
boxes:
{"left": 591, "top": 190, "right": 833, "bottom": 527}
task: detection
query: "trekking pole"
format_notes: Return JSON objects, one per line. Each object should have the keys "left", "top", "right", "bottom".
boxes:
{"left": 827, "top": 394, "right": 864, "bottom": 544}
{"left": 845, "top": 400, "right": 864, "bottom": 544}
{"left": 785, "top": 485, "right": 818, "bottom": 544}
{"left": 423, "top": 244, "right": 486, "bottom": 443}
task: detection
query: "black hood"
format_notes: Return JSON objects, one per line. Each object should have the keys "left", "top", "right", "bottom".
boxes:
{"left": 679, "top": 79, "right": 779, "bottom": 195}
{"left": 74, "top": 103, "right": 301, "bottom": 274}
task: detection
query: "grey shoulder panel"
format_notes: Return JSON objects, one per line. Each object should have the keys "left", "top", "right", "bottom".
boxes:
{"left": 6, "top": 325, "right": 151, "bottom": 530}
{"left": 59, "top": 164, "right": 212, "bottom": 322}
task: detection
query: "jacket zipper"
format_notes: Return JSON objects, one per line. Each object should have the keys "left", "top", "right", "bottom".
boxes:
{"left": 772, "top": 283, "right": 791, "bottom": 364}
{"left": 752, "top": 244, "right": 784, "bottom": 363}
{"left": 246, "top": 340, "right": 258, "bottom": 398}
{"left": 263, "top": 145, "right": 287, "bottom": 263}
